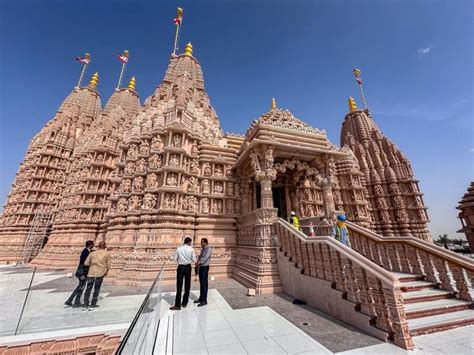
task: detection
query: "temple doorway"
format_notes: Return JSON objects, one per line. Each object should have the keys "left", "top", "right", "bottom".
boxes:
{"left": 272, "top": 186, "right": 287, "bottom": 219}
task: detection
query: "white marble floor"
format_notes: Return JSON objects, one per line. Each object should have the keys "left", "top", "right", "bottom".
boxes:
{"left": 160, "top": 289, "right": 474, "bottom": 355}
{"left": 337, "top": 325, "right": 473, "bottom": 355}
{"left": 161, "top": 289, "right": 332, "bottom": 355}
{"left": 1, "top": 268, "right": 473, "bottom": 355}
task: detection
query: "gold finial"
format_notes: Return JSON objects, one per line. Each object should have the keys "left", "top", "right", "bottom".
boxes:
{"left": 185, "top": 42, "right": 193, "bottom": 56}
{"left": 348, "top": 96, "right": 358, "bottom": 112}
{"left": 353, "top": 68, "right": 361, "bottom": 78}
{"left": 128, "top": 76, "right": 136, "bottom": 91}
{"left": 88, "top": 72, "right": 99, "bottom": 90}
{"left": 271, "top": 97, "right": 276, "bottom": 110}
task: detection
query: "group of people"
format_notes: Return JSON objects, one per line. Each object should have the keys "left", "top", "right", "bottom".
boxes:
{"left": 67, "top": 210, "right": 350, "bottom": 311}
{"left": 290, "top": 210, "right": 351, "bottom": 247}
{"left": 65, "top": 237, "right": 212, "bottom": 311}
{"left": 65, "top": 240, "right": 111, "bottom": 310}
{"left": 169, "top": 237, "right": 212, "bottom": 310}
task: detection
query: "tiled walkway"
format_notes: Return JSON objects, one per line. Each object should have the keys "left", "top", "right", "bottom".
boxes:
{"left": 162, "top": 289, "right": 332, "bottom": 354}
{"left": 1, "top": 267, "right": 473, "bottom": 354}
{"left": 161, "top": 289, "right": 474, "bottom": 355}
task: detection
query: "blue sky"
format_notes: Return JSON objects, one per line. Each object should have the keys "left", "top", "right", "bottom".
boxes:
{"left": 0, "top": 0, "right": 472, "bottom": 238}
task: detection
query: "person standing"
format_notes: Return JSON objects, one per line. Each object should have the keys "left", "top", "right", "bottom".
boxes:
{"left": 170, "top": 237, "right": 196, "bottom": 311}
{"left": 290, "top": 211, "right": 300, "bottom": 230}
{"left": 65, "top": 240, "right": 94, "bottom": 307}
{"left": 331, "top": 214, "right": 351, "bottom": 247}
{"left": 194, "top": 238, "right": 212, "bottom": 307}
{"left": 83, "top": 241, "right": 111, "bottom": 310}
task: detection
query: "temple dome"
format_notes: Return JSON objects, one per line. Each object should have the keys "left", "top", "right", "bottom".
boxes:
{"left": 246, "top": 107, "right": 326, "bottom": 140}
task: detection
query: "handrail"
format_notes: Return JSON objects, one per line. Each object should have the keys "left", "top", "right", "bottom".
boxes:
{"left": 346, "top": 221, "right": 474, "bottom": 270}
{"left": 278, "top": 219, "right": 401, "bottom": 287}
{"left": 116, "top": 264, "right": 165, "bottom": 354}
{"left": 276, "top": 218, "right": 414, "bottom": 349}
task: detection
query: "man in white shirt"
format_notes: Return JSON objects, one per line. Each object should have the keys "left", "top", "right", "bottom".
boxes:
{"left": 170, "top": 237, "right": 196, "bottom": 310}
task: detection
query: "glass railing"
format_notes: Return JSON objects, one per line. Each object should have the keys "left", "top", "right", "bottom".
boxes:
{"left": 116, "top": 264, "right": 165, "bottom": 354}
{"left": 0, "top": 265, "right": 37, "bottom": 336}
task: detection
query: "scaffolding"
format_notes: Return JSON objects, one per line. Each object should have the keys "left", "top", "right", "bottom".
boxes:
{"left": 18, "top": 211, "right": 54, "bottom": 264}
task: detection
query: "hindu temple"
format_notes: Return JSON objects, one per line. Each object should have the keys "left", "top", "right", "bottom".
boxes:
{"left": 0, "top": 37, "right": 472, "bottom": 352}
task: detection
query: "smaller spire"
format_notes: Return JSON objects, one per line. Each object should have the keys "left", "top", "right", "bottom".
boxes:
{"left": 128, "top": 76, "right": 136, "bottom": 91}
{"left": 88, "top": 72, "right": 99, "bottom": 90}
{"left": 348, "top": 96, "right": 358, "bottom": 112}
{"left": 271, "top": 97, "right": 276, "bottom": 110}
{"left": 185, "top": 42, "right": 193, "bottom": 56}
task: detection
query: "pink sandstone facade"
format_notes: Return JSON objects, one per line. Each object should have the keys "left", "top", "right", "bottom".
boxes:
{"left": 457, "top": 182, "right": 474, "bottom": 251}
{"left": 0, "top": 43, "right": 432, "bottom": 290}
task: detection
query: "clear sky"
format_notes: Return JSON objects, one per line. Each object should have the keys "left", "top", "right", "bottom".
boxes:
{"left": 0, "top": 0, "right": 472, "bottom": 239}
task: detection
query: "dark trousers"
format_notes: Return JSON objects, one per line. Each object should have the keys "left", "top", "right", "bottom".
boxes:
{"left": 198, "top": 266, "right": 209, "bottom": 302}
{"left": 66, "top": 276, "right": 87, "bottom": 305}
{"left": 84, "top": 276, "right": 104, "bottom": 306}
{"left": 174, "top": 264, "right": 191, "bottom": 307}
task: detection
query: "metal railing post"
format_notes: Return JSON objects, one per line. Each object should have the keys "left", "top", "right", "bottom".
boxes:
{"left": 14, "top": 266, "right": 37, "bottom": 335}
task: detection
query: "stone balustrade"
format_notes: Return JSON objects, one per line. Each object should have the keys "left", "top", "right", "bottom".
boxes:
{"left": 346, "top": 222, "right": 474, "bottom": 302}
{"left": 275, "top": 218, "right": 414, "bottom": 350}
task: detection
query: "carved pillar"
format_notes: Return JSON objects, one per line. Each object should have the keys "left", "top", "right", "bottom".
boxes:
{"left": 260, "top": 178, "right": 273, "bottom": 209}
{"left": 321, "top": 183, "right": 335, "bottom": 218}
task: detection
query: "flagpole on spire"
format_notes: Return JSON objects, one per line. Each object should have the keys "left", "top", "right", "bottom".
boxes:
{"left": 116, "top": 50, "right": 129, "bottom": 90}
{"left": 353, "top": 68, "right": 368, "bottom": 109}
{"left": 75, "top": 53, "right": 91, "bottom": 88}
{"left": 173, "top": 7, "right": 183, "bottom": 55}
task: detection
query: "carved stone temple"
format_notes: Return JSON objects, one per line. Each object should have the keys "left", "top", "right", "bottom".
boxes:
{"left": 0, "top": 43, "right": 432, "bottom": 289}
{"left": 2, "top": 41, "right": 474, "bottom": 350}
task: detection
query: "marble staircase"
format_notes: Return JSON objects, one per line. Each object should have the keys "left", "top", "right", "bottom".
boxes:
{"left": 395, "top": 272, "right": 474, "bottom": 336}
{"left": 275, "top": 218, "right": 474, "bottom": 350}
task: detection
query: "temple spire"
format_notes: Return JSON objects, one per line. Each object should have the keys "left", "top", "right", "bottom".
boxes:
{"left": 88, "top": 72, "right": 99, "bottom": 90}
{"left": 271, "top": 97, "right": 276, "bottom": 110}
{"left": 348, "top": 96, "right": 358, "bottom": 112}
{"left": 128, "top": 76, "right": 136, "bottom": 91}
{"left": 185, "top": 42, "right": 193, "bottom": 56}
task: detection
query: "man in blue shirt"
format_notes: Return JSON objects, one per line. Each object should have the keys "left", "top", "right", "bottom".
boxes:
{"left": 194, "top": 238, "right": 212, "bottom": 307}
{"left": 65, "top": 240, "right": 94, "bottom": 307}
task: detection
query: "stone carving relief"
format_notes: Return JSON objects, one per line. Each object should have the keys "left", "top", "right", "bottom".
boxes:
{"left": 202, "top": 179, "right": 210, "bottom": 194}
{"left": 166, "top": 173, "right": 178, "bottom": 186}
{"left": 149, "top": 154, "right": 162, "bottom": 169}
{"left": 201, "top": 197, "right": 209, "bottom": 213}
{"left": 151, "top": 136, "right": 163, "bottom": 151}
{"left": 143, "top": 193, "right": 157, "bottom": 209}
{"left": 146, "top": 173, "right": 158, "bottom": 189}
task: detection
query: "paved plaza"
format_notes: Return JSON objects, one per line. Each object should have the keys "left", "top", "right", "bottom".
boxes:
{"left": 0, "top": 266, "right": 472, "bottom": 354}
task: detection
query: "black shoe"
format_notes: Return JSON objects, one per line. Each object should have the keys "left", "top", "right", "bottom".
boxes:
{"left": 64, "top": 301, "right": 73, "bottom": 307}
{"left": 182, "top": 303, "right": 187, "bottom": 308}
{"left": 194, "top": 299, "right": 202, "bottom": 304}
{"left": 197, "top": 301, "right": 207, "bottom": 307}
{"left": 72, "top": 303, "right": 83, "bottom": 308}
{"left": 169, "top": 306, "right": 181, "bottom": 311}
{"left": 90, "top": 304, "right": 99, "bottom": 308}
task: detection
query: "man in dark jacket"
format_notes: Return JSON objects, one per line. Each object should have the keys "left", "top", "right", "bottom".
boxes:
{"left": 65, "top": 240, "right": 94, "bottom": 307}
{"left": 194, "top": 238, "right": 212, "bottom": 307}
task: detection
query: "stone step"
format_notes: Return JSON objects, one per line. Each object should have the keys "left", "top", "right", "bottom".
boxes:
{"left": 400, "top": 280, "right": 436, "bottom": 292}
{"left": 405, "top": 298, "right": 472, "bottom": 319}
{"left": 402, "top": 288, "right": 453, "bottom": 304}
{"left": 408, "top": 309, "right": 474, "bottom": 336}
{"left": 392, "top": 271, "right": 423, "bottom": 283}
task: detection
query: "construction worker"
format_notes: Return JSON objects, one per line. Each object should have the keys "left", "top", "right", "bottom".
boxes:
{"left": 331, "top": 214, "right": 351, "bottom": 247}
{"left": 290, "top": 211, "right": 300, "bottom": 230}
